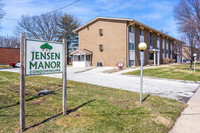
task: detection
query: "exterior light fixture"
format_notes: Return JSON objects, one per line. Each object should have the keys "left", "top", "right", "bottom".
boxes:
{"left": 138, "top": 42, "right": 147, "bottom": 103}
{"left": 138, "top": 42, "right": 147, "bottom": 51}
{"left": 193, "top": 53, "right": 197, "bottom": 72}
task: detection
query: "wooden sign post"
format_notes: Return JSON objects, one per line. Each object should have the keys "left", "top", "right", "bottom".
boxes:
{"left": 62, "top": 39, "right": 67, "bottom": 115}
{"left": 20, "top": 33, "right": 25, "bottom": 132}
{"left": 19, "top": 34, "right": 67, "bottom": 131}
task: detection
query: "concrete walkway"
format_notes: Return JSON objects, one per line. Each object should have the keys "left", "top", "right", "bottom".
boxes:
{"left": 170, "top": 87, "right": 200, "bottom": 133}
{"left": 1, "top": 67, "right": 199, "bottom": 103}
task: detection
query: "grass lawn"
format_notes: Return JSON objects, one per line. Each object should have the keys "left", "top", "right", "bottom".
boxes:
{"left": 0, "top": 71, "right": 185, "bottom": 133}
{"left": 125, "top": 64, "right": 200, "bottom": 82}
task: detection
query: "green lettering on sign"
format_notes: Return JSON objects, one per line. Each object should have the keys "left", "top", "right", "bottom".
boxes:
{"left": 47, "top": 52, "right": 50, "bottom": 60}
{"left": 35, "top": 52, "right": 39, "bottom": 60}
{"left": 38, "top": 62, "right": 44, "bottom": 69}
{"left": 30, "top": 62, "right": 37, "bottom": 70}
{"left": 51, "top": 52, "right": 54, "bottom": 60}
{"left": 41, "top": 52, "right": 46, "bottom": 60}
{"left": 57, "top": 61, "right": 61, "bottom": 68}
{"left": 45, "top": 61, "right": 50, "bottom": 69}
{"left": 51, "top": 61, "right": 56, "bottom": 68}
{"left": 55, "top": 53, "right": 60, "bottom": 60}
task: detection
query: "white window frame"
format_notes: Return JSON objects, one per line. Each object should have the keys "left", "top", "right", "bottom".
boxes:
{"left": 162, "top": 39, "right": 165, "bottom": 58}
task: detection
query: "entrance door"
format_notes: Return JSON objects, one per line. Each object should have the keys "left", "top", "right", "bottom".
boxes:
{"left": 157, "top": 51, "right": 160, "bottom": 65}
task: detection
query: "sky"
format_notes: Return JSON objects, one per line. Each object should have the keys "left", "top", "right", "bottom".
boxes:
{"left": 0, "top": 0, "right": 179, "bottom": 38}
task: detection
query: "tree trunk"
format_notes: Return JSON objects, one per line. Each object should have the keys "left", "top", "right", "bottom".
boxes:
{"left": 190, "top": 60, "right": 193, "bottom": 70}
{"left": 67, "top": 43, "right": 70, "bottom": 65}
{"left": 189, "top": 40, "right": 193, "bottom": 70}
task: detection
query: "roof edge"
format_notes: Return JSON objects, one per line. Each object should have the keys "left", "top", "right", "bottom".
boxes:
{"left": 74, "top": 17, "right": 133, "bottom": 32}
{"left": 74, "top": 17, "right": 183, "bottom": 43}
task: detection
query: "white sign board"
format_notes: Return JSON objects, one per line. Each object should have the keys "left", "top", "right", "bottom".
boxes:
{"left": 25, "top": 39, "right": 63, "bottom": 76}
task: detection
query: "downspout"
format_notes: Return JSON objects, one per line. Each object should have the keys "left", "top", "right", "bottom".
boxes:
{"left": 127, "top": 21, "right": 135, "bottom": 67}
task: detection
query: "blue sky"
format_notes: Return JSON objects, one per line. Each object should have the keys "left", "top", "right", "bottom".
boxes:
{"left": 0, "top": 0, "right": 179, "bottom": 38}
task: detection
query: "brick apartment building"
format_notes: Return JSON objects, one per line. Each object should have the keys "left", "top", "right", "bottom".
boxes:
{"left": 71, "top": 17, "right": 183, "bottom": 67}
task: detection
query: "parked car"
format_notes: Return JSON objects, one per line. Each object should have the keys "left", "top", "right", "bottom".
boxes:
{"left": 15, "top": 62, "right": 20, "bottom": 67}
{"left": 10, "top": 62, "right": 16, "bottom": 67}
{"left": 183, "top": 59, "right": 189, "bottom": 62}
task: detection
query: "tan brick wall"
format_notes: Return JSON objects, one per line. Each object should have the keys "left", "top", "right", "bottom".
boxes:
{"left": 153, "top": 33, "right": 157, "bottom": 64}
{"left": 78, "top": 19, "right": 127, "bottom": 66}
{"left": 164, "top": 38, "right": 167, "bottom": 58}
{"left": 135, "top": 25, "right": 140, "bottom": 66}
{"left": 0, "top": 48, "right": 20, "bottom": 64}
{"left": 144, "top": 29, "right": 150, "bottom": 65}
{"left": 77, "top": 18, "right": 179, "bottom": 67}
{"left": 169, "top": 40, "right": 171, "bottom": 58}
{"left": 160, "top": 37, "right": 163, "bottom": 64}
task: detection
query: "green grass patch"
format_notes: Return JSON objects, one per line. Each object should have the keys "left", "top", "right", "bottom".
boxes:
{"left": 125, "top": 64, "right": 200, "bottom": 81}
{"left": 0, "top": 71, "right": 185, "bottom": 133}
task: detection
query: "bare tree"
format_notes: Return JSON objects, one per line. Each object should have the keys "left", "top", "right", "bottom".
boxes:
{"left": 174, "top": 0, "right": 200, "bottom": 69}
{"left": 160, "top": 29, "right": 169, "bottom": 35}
{"left": 0, "top": 0, "right": 5, "bottom": 29}
{"left": 15, "top": 12, "right": 62, "bottom": 41}
{"left": 0, "top": 0, "right": 3, "bottom": 15}
{"left": 15, "top": 12, "right": 81, "bottom": 64}
{"left": 0, "top": 35, "right": 20, "bottom": 48}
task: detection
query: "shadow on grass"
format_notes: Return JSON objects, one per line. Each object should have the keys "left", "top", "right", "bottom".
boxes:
{"left": 142, "top": 94, "right": 151, "bottom": 102}
{"left": 25, "top": 99, "right": 96, "bottom": 131}
{"left": 0, "top": 95, "right": 41, "bottom": 110}
{"left": 0, "top": 91, "right": 60, "bottom": 110}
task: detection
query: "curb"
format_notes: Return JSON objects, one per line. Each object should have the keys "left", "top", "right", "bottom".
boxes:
{"left": 124, "top": 74, "right": 200, "bottom": 84}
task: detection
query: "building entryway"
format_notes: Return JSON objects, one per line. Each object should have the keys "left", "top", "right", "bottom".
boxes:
{"left": 149, "top": 49, "right": 160, "bottom": 65}
{"left": 70, "top": 49, "right": 92, "bottom": 67}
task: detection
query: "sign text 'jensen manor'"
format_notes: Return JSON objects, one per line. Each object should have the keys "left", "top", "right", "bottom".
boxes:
{"left": 26, "top": 40, "right": 63, "bottom": 75}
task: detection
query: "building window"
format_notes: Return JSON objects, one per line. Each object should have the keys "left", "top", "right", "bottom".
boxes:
{"left": 99, "top": 29, "right": 103, "bottom": 36}
{"left": 86, "top": 55, "right": 90, "bottom": 61}
{"left": 86, "top": 25, "right": 89, "bottom": 30}
{"left": 157, "top": 36, "right": 160, "bottom": 49}
{"left": 129, "top": 60, "right": 134, "bottom": 66}
{"left": 150, "top": 33, "right": 153, "bottom": 49}
{"left": 157, "top": 36, "right": 160, "bottom": 41}
{"left": 129, "top": 26, "right": 134, "bottom": 33}
{"left": 140, "top": 29, "right": 144, "bottom": 36}
{"left": 149, "top": 53, "right": 153, "bottom": 60}
{"left": 99, "top": 44, "right": 103, "bottom": 52}
{"left": 74, "top": 55, "right": 84, "bottom": 61}
{"left": 170, "top": 42, "right": 173, "bottom": 53}
{"left": 162, "top": 39, "right": 165, "bottom": 51}
{"left": 162, "top": 49, "right": 164, "bottom": 53}
{"left": 129, "top": 43, "right": 135, "bottom": 50}
{"left": 166, "top": 40, "right": 168, "bottom": 50}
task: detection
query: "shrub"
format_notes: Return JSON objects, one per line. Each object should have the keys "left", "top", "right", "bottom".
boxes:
{"left": 148, "top": 60, "right": 154, "bottom": 66}
{"left": 163, "top": 58, "right": 171, "bottom": 64}
{"left": 172, "top": 59, "right": 176, "bottom": 63}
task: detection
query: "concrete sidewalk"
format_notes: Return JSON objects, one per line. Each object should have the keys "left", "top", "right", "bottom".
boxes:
{"left": 170, "top": 87, "right": 200, "bottom": 133}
